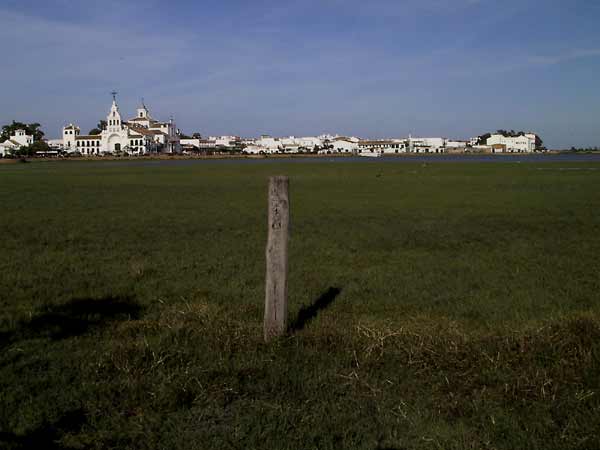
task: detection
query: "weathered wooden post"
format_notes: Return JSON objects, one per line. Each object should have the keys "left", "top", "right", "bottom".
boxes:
{"left": 264, "top": 176, "right": 290, "bottom": 341}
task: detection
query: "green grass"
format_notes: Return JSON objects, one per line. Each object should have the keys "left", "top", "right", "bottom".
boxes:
{"left": 1, "top": 160, "right": 599, "bottom": 449}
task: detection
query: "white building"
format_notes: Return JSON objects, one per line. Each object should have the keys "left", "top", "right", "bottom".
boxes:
{"left": 328, "top": 137, "right": 359, "bottom": 153}
{"left": 358, "top": 140, "right": 405, "bottom": 154}
{"left": 0, "top": 140, "right": 17, "bottom": 157}
{"left": 402, "top": 136, "right": 446, "bottom": 153}
{"left": 296, "top": 136, "right": 323, "bottom": 150}
{"left": 180, "top": 138, "right": 200, "bottom": 148}
{"left": 276, "top": 136, "right": 322, "bottom": 152}
{"left": 208, "top": 136, "right": 241, "bottom": 149}
{"left": 11, "top": 129, "right": 33, "bottom": 147}
{"left": 486, "top": 133, "right": 536, "bottom": 153}
{"left": 61, "top": 96, "right": 180, "bottom": 156}
{"left": 0, "top": 129, "right": 34, "bottom": 156}
{"left": 244, "top": 145, "right": 269, "bottom": 155}
{"left": 446, "top": 140, "right": 468, "bottom": 148}
{"left": 254, "top": 136, "right": 282, "bottom": 151}
{"left": 46, "top": 138, "right": 64, "bottom": 150}
{"left": 251, "top": 135, "right": 324, "bottom": 153}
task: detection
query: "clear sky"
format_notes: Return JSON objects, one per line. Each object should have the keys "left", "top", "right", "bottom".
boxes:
{"left": 1, "top": 0, "right": 599, "bottom": 148}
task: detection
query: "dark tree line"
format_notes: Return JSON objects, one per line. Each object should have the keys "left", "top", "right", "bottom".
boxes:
{"left": 178, "top": 132, "right": 203, "bottom": 139}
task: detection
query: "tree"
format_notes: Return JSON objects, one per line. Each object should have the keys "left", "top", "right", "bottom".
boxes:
{"left": 1, "top": 121, "right": 45, "bottom": 142}
{"left": 178, "top": 132, "right": 202, "bottom": 140}
{"left": 13, "top": 140, "right": 51, "bottom": 157}
{"left": 89, "top": 120, "right": 107, "bottom": 135}
{"left": 535, "top": 135, "right": 544, "bottom": 150}
{"left": 477, "top": 133, "right": 491, "bottom": 145}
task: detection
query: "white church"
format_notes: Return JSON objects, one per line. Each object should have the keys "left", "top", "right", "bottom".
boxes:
{"left": 60, "top": 95, "right": 181, "bottom": 156}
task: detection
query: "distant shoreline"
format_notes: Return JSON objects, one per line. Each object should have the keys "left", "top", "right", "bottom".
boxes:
{"left": 4, "top": 150, "right": 594, "bottom": 164}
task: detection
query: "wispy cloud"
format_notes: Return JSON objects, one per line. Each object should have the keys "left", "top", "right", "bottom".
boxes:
{"left": 528, "top": 49, "right": 600, "bottom": 66}
{"left": 0, "top": 9, "right": 192, "bottom": 85}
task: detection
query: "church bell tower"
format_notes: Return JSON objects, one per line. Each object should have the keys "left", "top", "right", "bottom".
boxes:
{"left": 107, "top": 91, "right": 122, "bottom": 133}
{"left": 136, "top": 98, "right": 150, "bottom": 120}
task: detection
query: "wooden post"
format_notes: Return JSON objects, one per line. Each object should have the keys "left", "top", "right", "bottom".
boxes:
{"left": 264, "top": 176, "right": 290, "bottom": 341}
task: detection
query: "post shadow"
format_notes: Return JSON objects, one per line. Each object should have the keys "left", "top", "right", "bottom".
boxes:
{"left": 0, "top": 408, "right": 87, "bottom": 450}
{"left": 2, "top": 295, "right": 142, "bottom": 347}
{"left": 289, "top": 287, "right": 342, "bottom": 333}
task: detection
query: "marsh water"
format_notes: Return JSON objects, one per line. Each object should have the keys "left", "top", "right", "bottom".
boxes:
{"left": 86, "top": 153, "right": 600, "bottom": 167}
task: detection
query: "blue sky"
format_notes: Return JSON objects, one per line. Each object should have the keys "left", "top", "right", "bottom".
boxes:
{"left": 1, "top": 0, "right": 599, "bottom": 148}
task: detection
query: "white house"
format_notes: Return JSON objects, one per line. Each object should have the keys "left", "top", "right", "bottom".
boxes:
{"left": 279, "top": 137, "right": 299, "bottom": 152}
{"left": 358, "top": 140, "right": 405, "bottom": 154}
{"left": 446, "top": 140, "right": 468, "bottom": 148}
{"left": 296, "top": 136, "right": 323, "bottom": 150}
{"left": 46, "top": 138, "right": 64, "bottom": 150}
{"left": 207, "top": 136, "right": 241, "bottom": 148}
{"left": 254, "top": 136, "right": 281, "bottom": 151}
{"left": 275, "top": 136, "right": 322, "bottom": 152}
{"left": 0, "top": 140, "right": 17, "bottom": 157}
{"left": 62, "top": 96, "right": 181, "bottom": 156}
{"left": 180, "top": 138, "right": 200, "bottom": 148}
{"left": 12, "top": 129, "right": 33, "bottom": 146}
{"left": 244, "top": 145, "right": 269, "bottom": 155}
{"left": 486, "top": 133, "right": 536, "bottom": 153}
{"left": 329, "top": 137, "right": 359, "bottom": 153}
{"left": 404, "top": 136, "right": 445, "bottom": 153}
{"left": 0, "top": 129, "right": 34, "bottom": 156}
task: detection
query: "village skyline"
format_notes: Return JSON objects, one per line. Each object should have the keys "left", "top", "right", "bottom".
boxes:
{"left": 1, "top": 0, "right": 599, "bottom": 149}
{"left": 1, "top": 95, "right": 545, "bottom": 157}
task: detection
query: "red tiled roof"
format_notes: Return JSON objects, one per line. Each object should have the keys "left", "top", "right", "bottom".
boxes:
{"left": 76, "top": 135, "right": 102, "bottom": 140}
{"left": 128, "top": 126, "right": 167, "bottom": 137}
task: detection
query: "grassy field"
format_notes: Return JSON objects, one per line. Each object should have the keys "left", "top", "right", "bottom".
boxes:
{"left": 1, "top": 160, "right": 599, "bottom": 450}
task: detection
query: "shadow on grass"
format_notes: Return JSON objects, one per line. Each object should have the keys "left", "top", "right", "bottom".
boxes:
{"left": 0, "top": 409, "right": 86, "bottom": 450}
{"left": 289, "top": 287, "right": 342, "bottom": 333}
{"left": 1, "top": 295, "right": 142, "bottom": 348}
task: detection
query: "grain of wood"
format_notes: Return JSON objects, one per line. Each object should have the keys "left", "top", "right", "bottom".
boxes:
{"left": 264, "top": 176, "right": 290, "bottom": 341}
